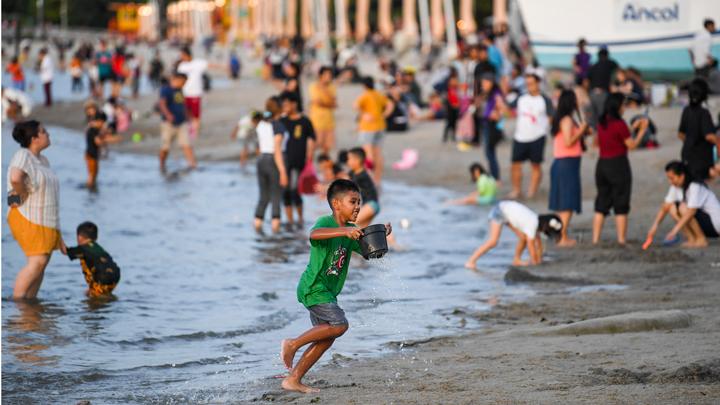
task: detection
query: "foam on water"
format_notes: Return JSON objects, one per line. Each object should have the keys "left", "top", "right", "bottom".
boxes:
{"left": 2, "top": 125, "right": 532, "bottom": 403}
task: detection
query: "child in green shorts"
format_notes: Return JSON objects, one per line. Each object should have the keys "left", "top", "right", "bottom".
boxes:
{"left": 280, "top": 179, "right": 391, "bottom": 393}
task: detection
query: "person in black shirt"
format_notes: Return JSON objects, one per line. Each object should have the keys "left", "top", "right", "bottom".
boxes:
{"left": 283, "top": 62, "right": 303, "bottom": 112}
{"left": 85, "top": 112, "right": 106, "bottom": 190}
{"left": 473, "top": 45, "right": 496, "bottom": 96}
{"left": 66, "top": 221, "right": 120, "bottom": 298}
{"left": 587, "top": 47, "right": 619, "bottom": 128}
{"left": 678, "top": 79, "right": 717, "bottom": 180}
{"left": 280, "top": 92, "right": 316, "bottom": 227}
{"left": 346, "top": 148, "right": 380, "bottom": 228}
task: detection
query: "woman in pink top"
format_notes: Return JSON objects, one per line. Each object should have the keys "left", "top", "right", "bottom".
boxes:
{"left": 549, "top": 90, "right": 591, "bottom": 246}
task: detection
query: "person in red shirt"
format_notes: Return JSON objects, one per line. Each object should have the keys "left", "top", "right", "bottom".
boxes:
{"left": 110, "top": 47, "right": 127, "bottom": 98}
{"left": 6, "top": 57, "right": 25, "bottom": 91}
{"left": 443, "top": 69, "right": 461, "bottom": 142}
{"left": 592, "top": 93, "right": 649, "bottom": 245}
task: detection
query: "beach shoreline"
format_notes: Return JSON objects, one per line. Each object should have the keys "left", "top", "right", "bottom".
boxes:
{"left": 26, "top": 70, "right": 720, "bottom": 404}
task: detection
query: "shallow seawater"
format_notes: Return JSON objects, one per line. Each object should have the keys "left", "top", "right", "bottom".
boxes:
{"left": 2, "top": 126, "right": 532, "bottom": 403}
{"left": 2, "top": 69, "right": 232, "bottom": 106}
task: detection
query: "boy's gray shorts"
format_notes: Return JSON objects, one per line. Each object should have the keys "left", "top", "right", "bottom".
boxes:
{"left": 308, "top": 303, "right": 348, "bottom": 326}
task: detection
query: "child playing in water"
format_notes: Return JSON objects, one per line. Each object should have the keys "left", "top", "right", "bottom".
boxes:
{"left": 346, "top": 148, "right": 380, "bottom": 227}
{"left": 230, "top": 110, "right": 262, "bottom": 167}
{"left": 447, "top": 162, "right": 498, "bottom": 206}
{"left": 280, "top": 179, "right": 391, "bottom": 393}
{"left": 84, "top": 112, "right": 106, "bottom": 190}
{"left": 465, "top": 201, "right": 562, "bottom": 269}
{"left": 66, "top": 221, "right": 121, "bottom": 297}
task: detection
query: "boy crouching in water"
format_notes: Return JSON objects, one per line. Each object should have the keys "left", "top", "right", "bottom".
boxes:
{"left": 66, "top": 221, "right": 121, "bottom": 297}
{"left": 465, "top": 200, "right": 563, "bottom": 269}
{"left": 280, "top": 179, "right": 391, "bottom": 393}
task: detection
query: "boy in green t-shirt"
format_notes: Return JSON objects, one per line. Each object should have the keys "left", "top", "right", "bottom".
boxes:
{"left": 280, "top": 179, "right": 391, "bottom": 393}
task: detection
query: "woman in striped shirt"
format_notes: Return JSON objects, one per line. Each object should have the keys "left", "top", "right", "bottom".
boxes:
{"left": 7, "top": 120, "right": 67, "bottom": 299}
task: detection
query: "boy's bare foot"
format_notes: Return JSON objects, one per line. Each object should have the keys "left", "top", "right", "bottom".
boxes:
{"left": 464, "top": 262, "right": 478, "bottom": 271}
{"left": 511, "top": 259, "right": 530, "bottom": 266}
{"left": 557, "top": 238, "right": 577, "bottom": 248}
{"left": 281, "top": 377, "right": 320, "bottom": 393}
{"left": 506, "top": 190, "right": 520, "bottom": 199}
{"left": 280, "top": 339, "right": 295, "bottom": 369}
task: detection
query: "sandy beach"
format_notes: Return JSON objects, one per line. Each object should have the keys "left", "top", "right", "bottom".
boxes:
{"left": 25, "top": 67, "right": 720, "bottom": 404}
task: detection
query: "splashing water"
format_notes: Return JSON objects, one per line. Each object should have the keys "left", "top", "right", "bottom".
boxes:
{"left": 2, "top": 126, "right": 536, "bottom": 403}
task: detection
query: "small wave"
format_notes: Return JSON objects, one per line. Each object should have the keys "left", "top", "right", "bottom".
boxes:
{"left": 124, "top": 355, "right": 235, "bottom": 371}
{"left": 110, "top": 310, "right": 297, "bottom": 347}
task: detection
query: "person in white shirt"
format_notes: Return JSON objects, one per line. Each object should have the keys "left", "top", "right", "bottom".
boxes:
{"left": 176, "top": 47, "right": 208, "bottom": 140}
{"left": 38, "top": 48, "right": 54, "bottom": 107}
{"left": 691, "top": 19, "right": 715, "bottom": 79}
{"left": 645, "top": 161, "right": 720, "bottom": 249}
{"left": 509, "top": 73, "right": 554, "bottom": 199}
{"left": 465, "top": 200, "right": 563, "bottom": 269}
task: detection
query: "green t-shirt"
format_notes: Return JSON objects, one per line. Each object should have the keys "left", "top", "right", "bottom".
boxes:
{"left": 296, "top": 215, "right": 362, "bottom": 308}
{"left": 476, "top": 174, "right": 497, "bottom": 205}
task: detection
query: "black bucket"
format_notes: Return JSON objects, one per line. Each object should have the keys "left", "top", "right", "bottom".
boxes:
{"left": 359, "top": 224, "right": 388, "bottom": 259}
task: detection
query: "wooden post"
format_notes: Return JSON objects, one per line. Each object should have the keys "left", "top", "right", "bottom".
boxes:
{"left": 286, "top": 0, "right": 297, "bottom": 37}
{"left": 301, "top": 0, "right": 314, "bottom": 39}
{"left": 334, "top": 0, "right": 349, "bottom": 49}
{"left": 459, "top": 0, "right": 476, "bottom": 37}
{"left": 417, "top": 0, "right": 431, "bottom": 54}
{"left": 355, "top": 0, "right": 369, "bottom": 43}
{"left": 443, "top": 0, "right": 458, "bottom": 58}
{"left": 402, "top": 0, "right": 418, "bottom": 40}
{"left": 378, "top": 0, "right": 393, "bottom": 40}
{"left": 430, "top": 0, "right": 444, "bottom": 43}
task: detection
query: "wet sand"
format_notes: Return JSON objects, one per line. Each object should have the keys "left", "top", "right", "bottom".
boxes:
{"left": 28, "top": 70, "right": 720, "bottom": 403}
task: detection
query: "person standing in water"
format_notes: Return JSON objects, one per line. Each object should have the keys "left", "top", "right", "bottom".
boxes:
{"left": 254, "top": 97, "right": 288, "bottom": 233}
{"left": 7, "top": 121, "right": 67, "bottom": 299}
{"left": 176, "top": 47, "right": 208, "bottom": 139}
{"left": 38, "top": 48, "right": 54, "bottom": 107}
{"left": 280, "top": 92, "right": 316, "bottom": 228}
{"left": 157, "top": 72, "right": 197, "bottom": 172}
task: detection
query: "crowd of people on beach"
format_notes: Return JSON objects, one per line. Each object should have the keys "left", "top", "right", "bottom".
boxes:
{"left": 3, "top": 15, "right": 720, "bottom": 395}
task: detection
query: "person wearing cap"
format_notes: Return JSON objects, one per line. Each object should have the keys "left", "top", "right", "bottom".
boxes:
{"left": 691, "top": 19, "right": 716, "bottom": 79}
{"left": 401, "top": 67, "right": 424, "bottom": 108}
{"left": 587, "top": 46, "right": 619, "bottom": 129}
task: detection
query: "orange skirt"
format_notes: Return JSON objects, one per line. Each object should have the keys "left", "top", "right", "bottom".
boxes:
{"left": 8, "top": 208, "right": 60, "bottom": 256}
{"left": 85, "top": 153, "right": 99, "bottom": 181}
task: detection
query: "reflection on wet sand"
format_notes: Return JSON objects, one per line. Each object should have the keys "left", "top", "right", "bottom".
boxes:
{"left": 4, "top": 299, "right": 62, "bottom": 366}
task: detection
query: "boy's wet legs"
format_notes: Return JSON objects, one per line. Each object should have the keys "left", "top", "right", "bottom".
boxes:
{"left": 281, "top": 324, "right": 348, "bottom": 392}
